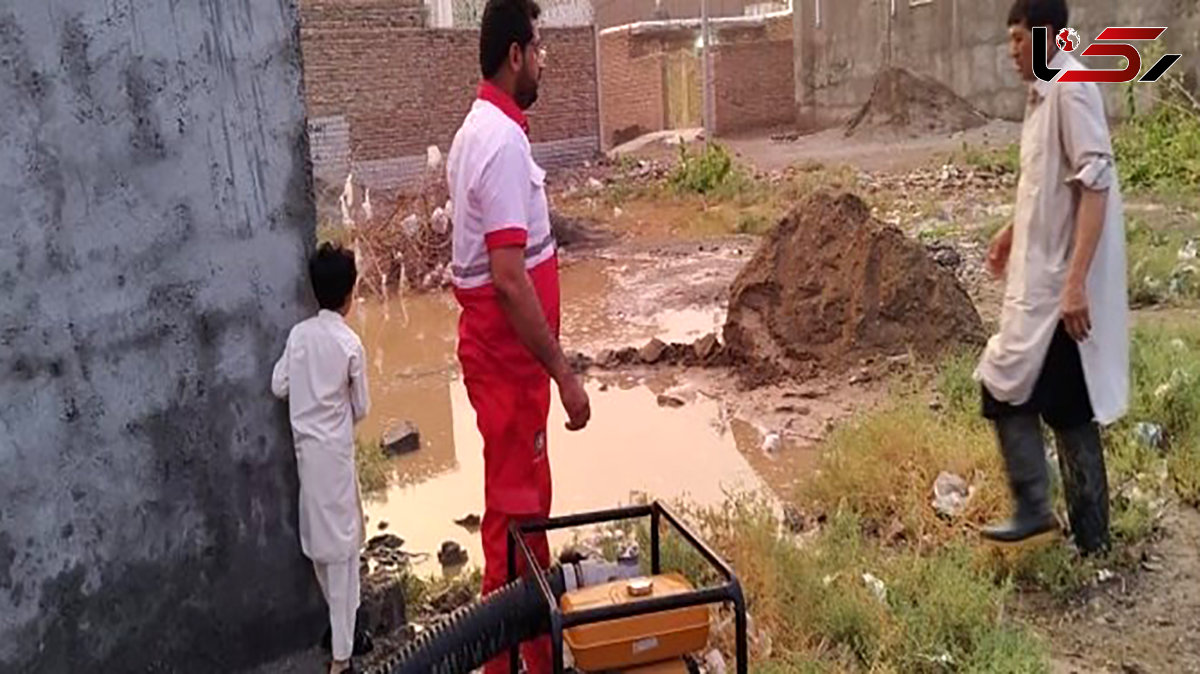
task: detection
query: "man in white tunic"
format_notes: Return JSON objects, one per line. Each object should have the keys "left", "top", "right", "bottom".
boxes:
{"left": 272, "top": 243, "right": 371, "bottom": 674}
{"left": 976, "top": 0, "right": 1128, "bottom": 554}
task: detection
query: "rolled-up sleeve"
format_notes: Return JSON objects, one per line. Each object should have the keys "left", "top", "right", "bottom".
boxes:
{"left": 1059, "top": 82, "right": 1115, "bottom": 191}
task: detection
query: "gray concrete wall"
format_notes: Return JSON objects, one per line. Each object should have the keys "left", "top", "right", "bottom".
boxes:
{"left": 0, "top": 1, "right": 324, "bottom": 672}
{"left": 795, "top": 0, "right": 1200, "bottom": 131}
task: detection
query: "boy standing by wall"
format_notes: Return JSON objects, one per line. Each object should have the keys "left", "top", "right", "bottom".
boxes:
{"left": 977, "top": 0, "right": 1129, "bottom": 555}
{"left": 272, "top": 243, "right": 370, "bottom": 674}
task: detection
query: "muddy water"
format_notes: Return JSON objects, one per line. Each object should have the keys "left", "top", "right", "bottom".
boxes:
{"left": 350, "top": 256, "right": 800, "bottom": 576}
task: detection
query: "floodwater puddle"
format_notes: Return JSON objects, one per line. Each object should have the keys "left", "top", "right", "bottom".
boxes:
{"left": 349, "top": 256, "right": 808, "bottom": 576}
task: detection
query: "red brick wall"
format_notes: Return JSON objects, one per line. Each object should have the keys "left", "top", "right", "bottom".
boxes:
{"left": 712, "top": 37, "right": 795, "bottom": 135}
{"left": 300, "top": 3, "right": 598, "bottom": 184}
{"left": 600, "top": 17, "right": 794, "bottom": 143}
{"left": 598, "top": 30, "right": 665, "bottom": 148}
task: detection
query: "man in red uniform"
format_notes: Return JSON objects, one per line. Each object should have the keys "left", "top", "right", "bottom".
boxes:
{"left": 446, "top": 0, "right": 591, "bottom": 671}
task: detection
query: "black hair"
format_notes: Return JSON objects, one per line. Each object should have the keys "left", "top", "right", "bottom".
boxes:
{"left": 1007, "top": 0, "right": 1069, "bottom": 35}
{"left": 309, "top": 243, "right": 357, "bottom": 311}
{"left": 480, "top": 0, "right": 541, "bottom": 80}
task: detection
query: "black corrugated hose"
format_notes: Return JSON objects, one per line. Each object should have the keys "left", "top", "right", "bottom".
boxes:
{"left": 366, "top": 566, "right": 567, "bottom": 674}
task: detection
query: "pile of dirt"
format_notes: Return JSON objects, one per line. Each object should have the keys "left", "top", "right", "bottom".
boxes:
{"left": 845, "top": 67, "right": 989, "bottom": 139}
{"left": 723, "top": 192, "right": 984, "bottom": 372}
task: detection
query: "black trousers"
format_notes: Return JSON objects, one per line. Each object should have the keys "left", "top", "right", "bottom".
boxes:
{"left": 982, "top": 323, "right": 1095, "bottom": 431}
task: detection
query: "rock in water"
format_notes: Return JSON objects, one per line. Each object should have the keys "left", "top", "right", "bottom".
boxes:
{"left": 656, "top": 394, "right": 686, "bottom": 408}
{"left": 366, "top": 534, "right": 405, "bottom": 552}
{"left": 382, "top": 421, "right": 421, "bottom": 456}
{"left": 438, "top": 541, "right": 469, "bottom": 567}
{"left": 723, "top": 193, "right": 984, "bottom": 373}
{"left": 454, "top": 514, "right": 482, "bottom": 531}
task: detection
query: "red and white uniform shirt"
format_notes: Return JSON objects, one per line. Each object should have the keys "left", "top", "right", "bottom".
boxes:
{"left": 447, "top": 82, "right": 560, "bottom": 517}
{"left": 447, "top": 83, "right": 556, "bottom": 291}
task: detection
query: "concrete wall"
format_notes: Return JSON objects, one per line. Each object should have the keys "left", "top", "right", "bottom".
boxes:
{"left": 0, "top": 2, "right": 323, "bottom": 672}
{"left": 301, "top": 2, "right": 600, "bottom": 193}
{"left": 794, "top": 0, "right": 1200, "bottom": 131}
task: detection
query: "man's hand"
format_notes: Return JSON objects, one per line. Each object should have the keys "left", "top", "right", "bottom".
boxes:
{"left": 1061, "top": 279, "right": 1091, "bottom": 342}
{"left": 987, "top": 224, "right": 1014, "bottom": 278}
{"left": 557, "top": 372, "right": 591, "bottom": 431}
{"left": 490, "top": 246, "right": 592, "bottom": 430}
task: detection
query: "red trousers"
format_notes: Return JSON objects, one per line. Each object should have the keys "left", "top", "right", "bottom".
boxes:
{"left": 456, "top": 258, "right": 560, "bottom": 674}
{"left": 465, "top": 377, "right": 554, "bottom": 674}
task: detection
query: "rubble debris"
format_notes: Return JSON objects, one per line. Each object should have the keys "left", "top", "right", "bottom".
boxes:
{"left": 849, "top": 368, "right": 873, "bottom": 386}
{"left": 862, "top": 573, "right": 888, "bottom": 603}
{"left": 367, "top": 534, "right": 405, "bottom": 553}
{"left": 704, "top": 649, "right": 729, "bottom": 674}
{"left": 656, "top": 393, "right": 687, "bottom": 408}
{"left": 429, "top": 582, "right": 476, "bottom": 614}
{"left": 382, "top": 421, "right": 421, "bottom": 456}
{"left": 437, "top": 541, "right": 469, "bottom": 568}
{"left": 761, "top": 432, "right": 782, "bottom": 454}
{"left": 640, "top": 338, "right": 668, "bottom": 364}
{"left": 361, "top": 574, "right": 407, "bottom": 646}
{"left": 723, "top": 193, "right": 984, "bottom": 374}
{"left": 845, "top": 67, "right": 989, "bottom": 139}
{"left": 1135, "top": 422, "right": 1165, "bottom": 451}
{"left": 931, "top": 471, "right": 972, "bottom": 519}
{"left": 693, "top": 333, "right": 721, "bottom": 361}
{"left": 925, "top": 241, "right": 963, "bottom": 270}
{"left": 567, "top": 351, "right": 594, "bottom": 374}
{"left": 774, "top": 404, "right": 810, "bottom": 415}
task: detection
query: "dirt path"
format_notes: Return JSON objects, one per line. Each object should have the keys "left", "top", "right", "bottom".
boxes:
{"left": 1041, "top": 507, "right": 1200, "bottom": 674}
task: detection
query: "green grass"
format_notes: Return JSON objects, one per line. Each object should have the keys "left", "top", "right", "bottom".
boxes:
{"left": 1127, "top": 215, "right": 1199, "bottom": 307}
{"left": 1113, "top": 84, "right": 1200, "bottom": 196}
{"left": 955, "top": 141, "right": 1020, "bottom": 176}
{"left": 651, "top": 500, "right": 1048, "bottom": 672}
{"left": 669, "top": 143, "right": 747, "bottom": 197}
{"left": 356, "top": 436, "right": 391, "bottom": 494}
{"left": 660, "top": 324, "right": 1200, "bottom": 668}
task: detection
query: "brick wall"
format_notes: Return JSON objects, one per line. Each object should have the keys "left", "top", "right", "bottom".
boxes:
{"left": 713, "top": 37, "right": 795, "bottom": 135}
{"left": 599, "top": 30, "right": 666, "bottom": 148}
{"left": 596, "top": 0, "right": 783, "bottom": 29}
{"left": 301, "top": 3, "right": 599, "bottom": 191}
{"left": 599, "top": 15, "right": 794, "bottom": 145}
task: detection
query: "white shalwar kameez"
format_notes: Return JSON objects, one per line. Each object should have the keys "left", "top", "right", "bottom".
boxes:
{"left": 272, "top": 309, "right": 370, "bottom": 662}
{"left": 975, "top": 50, "right": 1129, "bottom": 425}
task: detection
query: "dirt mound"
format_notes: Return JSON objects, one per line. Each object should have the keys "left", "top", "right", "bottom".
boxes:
{"left": 845, "top": 67, "right": 988, "bottom": 139}
{"left": 723, "top": 192, "right": 984, "bottom": 371}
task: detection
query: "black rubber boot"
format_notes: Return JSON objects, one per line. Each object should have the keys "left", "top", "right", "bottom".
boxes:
{"left": 1054, "top": 422, "right": 1111, "bottom": 555}
{"left": 982, "top": 415, "right": 1058, "bottom": 544}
